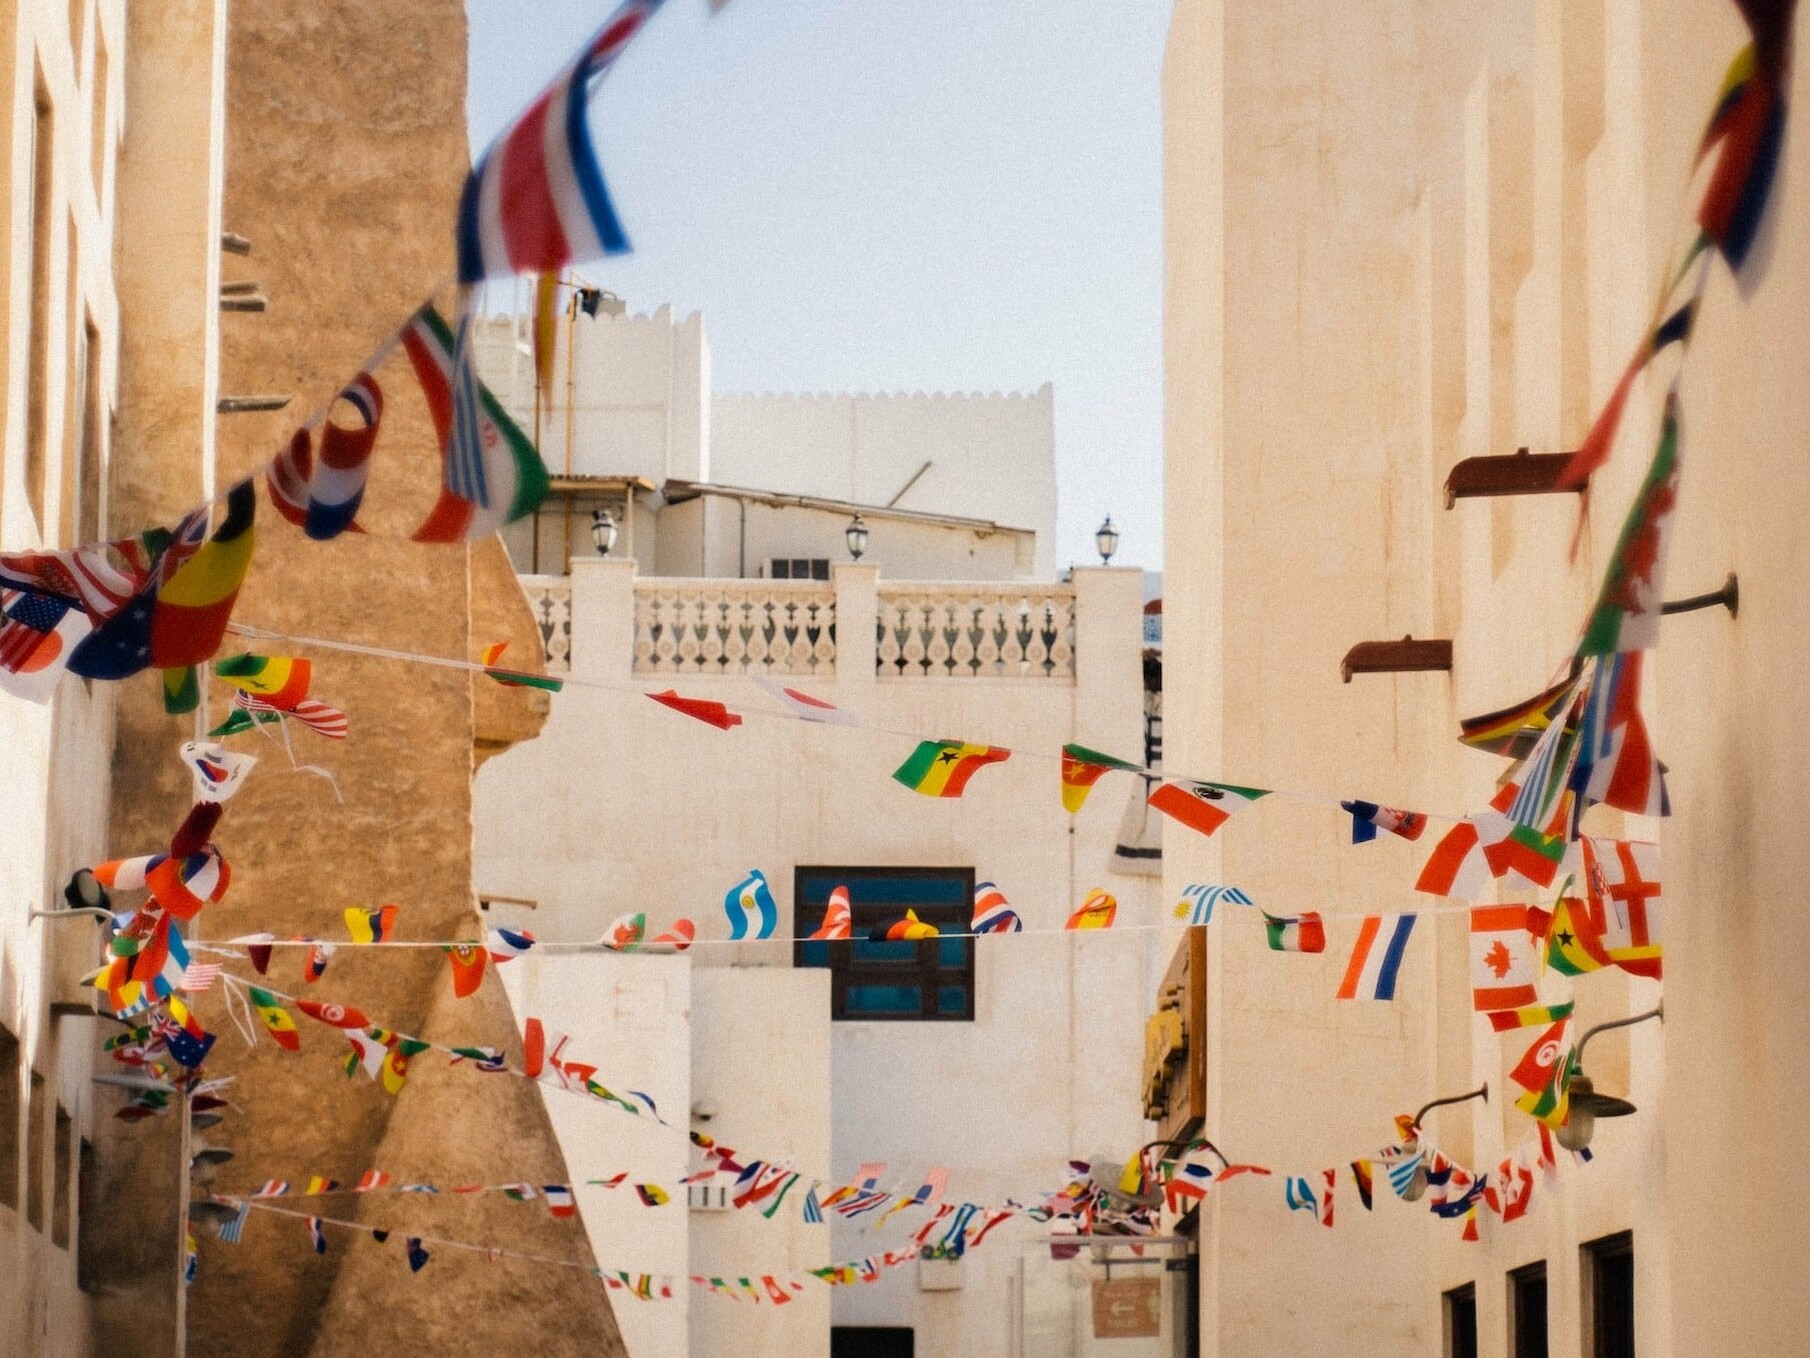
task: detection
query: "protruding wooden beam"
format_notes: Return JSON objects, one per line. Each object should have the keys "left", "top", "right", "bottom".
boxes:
{"left": 216, "top": 394, "right": 291, "bottom": 414}
{"left": 1445, "top": 447, "right": 1584, "bottom": 508}
{"left": 1341, "top": 635, "right": 1453, "bottom": 683}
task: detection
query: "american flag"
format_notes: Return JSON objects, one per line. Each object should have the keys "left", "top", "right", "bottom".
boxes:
{"left": 0, "top": 589, "right": 71, "bottom": 670}
{"left": 233, "top": 691, "right": 348, "bottom": 740}
{"left": 0, "top": 539, "right": 146, "bottom": 620}
{"left": 180, "top": 963, "right": 224, "bottom": 993}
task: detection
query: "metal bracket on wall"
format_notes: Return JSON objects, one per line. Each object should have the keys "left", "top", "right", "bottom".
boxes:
{"left": 1661, "top": 572, "right": 1738, "bottom": 618}
{"left": 1340, "top": 635, "right": 1453, "bottom": 683}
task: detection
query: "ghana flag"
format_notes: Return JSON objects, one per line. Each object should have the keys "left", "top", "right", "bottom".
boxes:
{"left": 892, "top": 740, "right": 1010, "bottom": 798}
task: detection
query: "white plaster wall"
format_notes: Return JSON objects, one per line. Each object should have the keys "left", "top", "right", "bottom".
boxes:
{"left": 712, "top": 389, "right": 1058, "bottom": 580}
{"left": 474, "top": 562, "right": 1151, "bottom": 1357}
{"left": 492, "top": 948, "right": 692, "bottom": 1358}
{"left": 0, "top": 1, "right": 128, "bottom": 1352}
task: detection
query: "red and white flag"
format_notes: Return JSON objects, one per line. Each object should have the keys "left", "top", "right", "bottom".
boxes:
{"left": 1469, "top": 905, "right": 1540, "bottom": 1012}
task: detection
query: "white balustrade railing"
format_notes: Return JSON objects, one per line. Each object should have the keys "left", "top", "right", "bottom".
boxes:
{"left": 875, "top": 584, "right": 1075, "bottom": 679}
{"left": 519, "top": 575, "right": 573, "bottom": 673}
{"left": 633, "top": 581, "right": 836, "bottom": 675}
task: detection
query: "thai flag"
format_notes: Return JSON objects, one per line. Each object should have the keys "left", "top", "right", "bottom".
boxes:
{"left": 456, "top": 0, "right": 667, "bottom": 283}
{"left": 971, "top": 882, "right": 1022, "bottom": 934}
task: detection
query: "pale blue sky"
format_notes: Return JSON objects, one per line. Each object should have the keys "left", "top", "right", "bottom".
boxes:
{"left": 467, "top": 0, "right": 1172, "bottom": 571}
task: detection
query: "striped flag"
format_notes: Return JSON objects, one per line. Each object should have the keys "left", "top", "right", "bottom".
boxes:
{"left": 802, "top": 1185, "right": 824, "bottom": 1224}
{"left": 455, "top": 0, "right": 667, "bottom": 282}
{"left": 216, "top": 1200, "right": 250, "bottom": 1243}
{"left": 1262, "top": 910, "right": 1326, "bottom": 954}
{"left": 1065, "top": 888, "right": 1116, "bottom": 930}
{"left": 723, "top": 869, "right": 778, "bottom": 941}
{"left": 809, "top": 886, "right": 852, "bottom": 940}
{"left": 971, "top": 881, "right": 1022, "bottom": 934}
{"left": 544, "top": 1185, "right": 577, "bottom": 1218}
{"left": 344, "top": 905, "right": 398, "bottom": 945}
{"left": 1335, "top": 914, "right": 1417, "bottom": 1001}
{"left": 248, "top": 987, "right": 301, "bottom": 1052}
{"left": 0, "top": 587, "right": 91, "bottom": 702}
{"left": 1350, "top": 1160, "right": 1375, "bottom": 1211}
{"left": 650, "top": 918, "right": 695, "bottom": 952}
{"left": 354, "top": 1170, "right": 390, "bottom": 1193}
{"left": 1583, "top": 837, "right": 1663, "bottom": 979}
{"left": 487, "top": 927, "right": 536, "bottom": 962}
{"left": 1486, "top": 998, "right": 1574, "bottom": 1033}
{"left": 1342, "top": 800, "right": 1428, "bottom": 844}
{"left": 180, "top": 962, "right": 224, "bottom": 993}
{"left": 266, "top": 375, "right": 382, "bottom": 541}
{"left": 232, "top": 690, "right": 347, "bottom": 740}
{"left": 402, "top": 305, "right": 548, "bottom": 544}
{"left": 252, "top": 1180, "right": 290, "bottom": 1199}
{"left": 306, "top": 1217, "right": 327, "bottom": 1255}
{"left": 1173, "top": 883, "right": 1253, "bottom": 926}
{"left": 892, "top": 740, "right": 1010, "bottom": 798}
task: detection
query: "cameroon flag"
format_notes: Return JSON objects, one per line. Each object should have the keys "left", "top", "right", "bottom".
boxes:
{"left": 1059, "top": 744, "right": 1143, "bottom": 813}
{"left": 892, "top": 740, "right": 1010, "bottom": 798}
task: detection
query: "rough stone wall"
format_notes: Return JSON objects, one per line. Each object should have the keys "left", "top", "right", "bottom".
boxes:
{"left": 96, "top": 3, "right": 614, "bottom": 1354}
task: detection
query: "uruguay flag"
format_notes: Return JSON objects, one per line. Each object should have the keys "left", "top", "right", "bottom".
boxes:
{"left": 724, "top": 870, "right": 778, "bottom": 941}
{"left": 456, "top": 0, "right": 667, "bottom": 283}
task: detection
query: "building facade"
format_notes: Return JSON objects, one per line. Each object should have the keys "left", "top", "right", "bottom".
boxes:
{"left": 1163, "top": 1, "right": 1805, "bottom": 1355}
{"left": 472, "top": 311, "right": 1155, "bottom": 1358}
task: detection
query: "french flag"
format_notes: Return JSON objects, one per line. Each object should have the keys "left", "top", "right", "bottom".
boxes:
{"left": 456, "top": 0, "right": 667, "bottom": 283}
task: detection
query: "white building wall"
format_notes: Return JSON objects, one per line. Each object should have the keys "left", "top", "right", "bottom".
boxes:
{"left": 0, "top": 1, "right": 128, "bottom": 1352}
{"left": 474, "top": 559, "right": 1150, "bottom": 1357}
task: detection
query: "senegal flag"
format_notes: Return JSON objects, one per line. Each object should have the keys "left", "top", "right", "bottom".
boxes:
{"left": 1059, "top": 744, "right": 1142, "bottom": 813}
{"left": 892, "top": 740, "right": 1010, "bottom": 798}
{"left": 248, "top": 987, "right": 301, "bottom": 1052}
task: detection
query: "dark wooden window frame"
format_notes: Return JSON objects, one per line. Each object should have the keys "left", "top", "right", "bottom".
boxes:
{"left": 794, "top": 866, "right": 975, "bottom": 1022}
{"left": 1510, "top": 1260, "right": 1550, "bottom": 1358}
{"left": 1444, "top": 1281, "right": 1478, "bottom": 1358}
{"left": 1583, "top": 1230, "right": 1635, "bottom": 1358}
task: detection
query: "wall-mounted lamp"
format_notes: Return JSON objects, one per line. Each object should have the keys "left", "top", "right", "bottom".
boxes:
{"left": 845, "top": 513, "right": 868, "bottom": 561}
{"left": 1399, "top": 1084, "right": 1489, "bottom": 1201}
{"left": 1096, "top": 515, "right": 1120, "bottom": 565}
{"left": 28, "top": 869, "right": 116, "bottom": 924}
{"left": 590, "top": 507, "right": 618, "bottom": 557}
{"left": 1661, "top": 572, "right": 1739, "bottom": 619}
{"left": 1444, "top": 447, "right": 1585, "bottom": 508}
{"left": 1340, "top": 635, "right": 1454, "bottom": 684}
{"left": 1556, "top": 1003, "right": 1663, "bottom": 1153}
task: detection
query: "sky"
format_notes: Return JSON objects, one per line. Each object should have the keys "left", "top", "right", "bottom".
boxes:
{"left": 467, "top": 0, "right": 1173, "bottom": 572}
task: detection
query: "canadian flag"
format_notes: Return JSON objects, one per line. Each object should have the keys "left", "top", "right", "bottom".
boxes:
{"left": 1469, "top": 905, "right": 1541, "bottom": 1012}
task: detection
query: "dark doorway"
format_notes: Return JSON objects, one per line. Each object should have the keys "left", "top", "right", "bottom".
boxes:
{"left": 832, "top": 1327, "right": 914, "bottom": 1358}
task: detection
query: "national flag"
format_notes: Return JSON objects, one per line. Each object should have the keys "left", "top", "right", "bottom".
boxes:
{"left": 601, "top": 911, "right": 646, "bottom": 951}
{"left": 1379, "top": 1147, "right": 1424, "bottom": 1200}
{"left": 302, "top": 1176, "right": 339, "bottom": 1197}
{"left": 180, "top": 740, "right": 257, "bottom": 803}
{"left": 1350, "top": 1160, "right": 1375, "bottom": 1211}
{"left": 144, "top": 480, "right": 256, "bottom": 671}
{"left": 1485, "top": 1148, "right": 1536, "bottom": 1223}
{"left": 180, "top": 962, "right": 224, "bottom": 992}
{"left": 0, "top": 587, "right": 91, "bottom": 702}
{"left": 1584, "top": 837, "right": 1663, "bottom": 979}
{"left": 401, "top": 304, "right": 549, "bottom": 543}
{"left": 1342, "top": 800, "right": 1429, "bottom": 844}
{"left": 1336, "top": 914, "right": 1416, "bottom": 1001}
{"left": 487, "top": 928, "right": 536, "bottom": 961}
{"left": 802, "top": 1185, "right": 824, "bottom": 1224}
{"left": 1570, "top": 652, "right": 1668, "bottom": 821}
{"left": 354, "top": 1171, "right": 390, "bottom": 1193}
{"left": 892, "top": 740, "right": 1011, "bottom": 798}
{"left": 1172, "top": 883, "right": 1253, "bottom": 926}
{"left": 478, "top": 641, "right": 564, "bottom": 692}
{"left": 232, "top": 690, "right": 348, "bottom": 740}
{"left": 1065, "top": 888, "right": 1116, "bottom": 930}
{"left": 970, "top": 882, "right": 1021, "bottom": 934}
{"left": 1263, "top": 910, "right": 1326, "bottom": 954}
{"left": 1514, "top": 1044, "right": 1578, "bottom": 1130}
{"left": 1578, "top": 397, "right": 1681, "bottom": 655}
{"left": 0, "top": 533, "right": 150, "bottom": 621}
{"left": 252, "top": 1180, "right": 290, "bottom": 1198}
{"left": 723, "top": 869, "right": 778, "bottom": 941}
{"left": 341, "top": 1028, "right": 392, "bottom": 1082}
{"left": 635, "top": 1183, "right": 670, "bottom": 1207}
{"left": 142, "top": 848, "right": 230, "bottom": 923}
{"left": 307, "top": 1216, "right": 327, "bottom": 1255}
{"left": 212, "top": 654, "right": 313, "bottom": 710}
{"left": 1487, "top": 999, "right": 1575, "bottom": 1033}
{"left": 1510, "top": 1018, "right": 1572, "bottom": 1095}
{"left": 869, "top": 908, "right": 939, "bottom": 942}
{"left": 809, "top": 886, "right": 852, "bottom": 940}
{"left": 1147, "top": 779, "right": 1269, "bottom": 838}
{"left": 302, "top": 939, "right": 333, "bottom": 982}
{"left": 406, "top": 1237, "right": 430, "bottom": 1272}
{"left": 647, "top": 688, "right": 742, "bottom": 729}
{"left": 64, "top": 507, "right": 206, "bottom": 682}
{"left": 225, "top": 932, "right": 275, "bottom": 975}
{"left": 751, "top": 674, "right": 858, "bottom": 725}
{"left": 1461, "top": 670, "right": 1585, "bottom": 759}
{"left": 248, "top": 987, "right": 301, "bottom": 1052}
{"left": 455, "top": 0, "right": 667, "bottom": 282}
{"left": 343, "top": 904, "right": 398, "bottom": 945}
{"left": 1695, "top": 20, "right": 1791, "bottom": 272}
{"left": 1060, "top": 744, "right": 1143, "bottom": 813}
{"left": 309, "top": 374, "right": 381, "bottom": 540}
{"left": 445, "top": 943, "right": 488, "bottom": 998}
{"left": 544, "top": 1184, "right": 576, "bottom": 1217}
{"left": 296, "top": 1000, "right": 371, "bottom": 1030}
{"left": 650, "top": 918, "right": 695, "bottom": 951}
{"left": 381, "top": 1039, "right": 427, "bottom": 1095}
{"left": 216, "top": 1200, "right": 250, "bottom": 1243}
{"left": 1470, "top": 905, "right": 1541, "bottom": 1012}
{"left": 1284, "top": 1173, "right": 1332, "bottom": 1227}
{"left": 1545, "top": 893, "right": 1610, "bottom": 976}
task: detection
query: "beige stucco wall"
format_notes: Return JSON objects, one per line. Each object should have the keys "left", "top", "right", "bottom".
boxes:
{"left": 1164, "top": 0, "right": 1807, "bottom": 1354}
